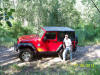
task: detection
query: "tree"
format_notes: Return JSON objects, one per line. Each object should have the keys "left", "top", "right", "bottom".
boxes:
{"left": 0, "top": 3, "right": 15, "bottom": 27}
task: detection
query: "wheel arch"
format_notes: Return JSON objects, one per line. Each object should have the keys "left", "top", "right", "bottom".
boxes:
{"left": 17, "top": 43, "right": 36, "bottom": 52}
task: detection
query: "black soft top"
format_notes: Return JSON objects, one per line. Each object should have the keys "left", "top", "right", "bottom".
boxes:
{"left": 43, "top": 26, "right": 75, "bottom": 32}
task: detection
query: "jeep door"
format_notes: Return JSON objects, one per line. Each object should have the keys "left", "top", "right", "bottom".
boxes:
{"left": 44, "top": 32, "right": 61, "bottom": 52}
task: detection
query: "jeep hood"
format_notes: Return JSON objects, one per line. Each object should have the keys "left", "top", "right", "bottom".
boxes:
{"left": 18, "top": 34, "right": 40, "bottom": 42}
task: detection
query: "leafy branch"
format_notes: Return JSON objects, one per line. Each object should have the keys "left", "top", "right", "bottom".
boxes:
{"left": 0, "top": 8, "right": 15, "bottom": 27}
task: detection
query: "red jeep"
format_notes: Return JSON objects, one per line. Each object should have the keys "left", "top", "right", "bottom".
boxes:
{"left": 15, "top": 26, "right": 78, "bottom": 62}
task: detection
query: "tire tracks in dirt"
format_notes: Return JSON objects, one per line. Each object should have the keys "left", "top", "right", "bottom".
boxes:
{"left": 0, "top": 45, "right": 100, "bottom": 67}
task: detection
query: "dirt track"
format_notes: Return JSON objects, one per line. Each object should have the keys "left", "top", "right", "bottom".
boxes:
{"left": 0, "top": 45, "right": 100, "bottom": 67}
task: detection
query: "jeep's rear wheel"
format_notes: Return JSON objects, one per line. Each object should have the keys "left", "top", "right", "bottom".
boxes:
{"left": 19, "top": 48, "right": 35, "bottom": 62}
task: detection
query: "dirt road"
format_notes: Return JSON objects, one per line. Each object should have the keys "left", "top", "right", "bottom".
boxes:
{"left": 0, "top": 45, "right": 100, "bottom": 67}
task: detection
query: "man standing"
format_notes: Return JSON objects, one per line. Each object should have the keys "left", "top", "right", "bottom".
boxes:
{"left": 62, "top": 34, "right": 72, "bottom": 61}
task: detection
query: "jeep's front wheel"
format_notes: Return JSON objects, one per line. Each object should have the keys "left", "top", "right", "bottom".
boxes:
{"left": 19, "top": 48, "right": 35, "bottom": 62}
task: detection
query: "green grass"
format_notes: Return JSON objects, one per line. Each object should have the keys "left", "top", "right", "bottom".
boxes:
{"left": 0, "top": 70, "right": 5, "bottom": 75}
{"left": 1, "top": 59, "right": 100, "bottom": 75}
{"left": 0, "top": 66, "right": 5, "bottom": 75}
{"left": 10, "top": 64, "right": 22, "bottom": 71}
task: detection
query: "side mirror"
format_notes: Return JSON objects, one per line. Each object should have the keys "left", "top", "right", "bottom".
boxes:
{"left": 43, "top": 36, "right": 47, "bottom": 41}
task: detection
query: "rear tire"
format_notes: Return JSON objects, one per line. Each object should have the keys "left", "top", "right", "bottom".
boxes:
{"left": 19, "top": 48, "right": 35, "bottom": 62}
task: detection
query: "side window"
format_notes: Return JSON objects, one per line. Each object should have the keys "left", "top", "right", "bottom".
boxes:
{"left": 66, "top": 32, "right": 75, "bottom": 41}
{"left": 45, "top": 32, "right": 56, "bottom": 39}
{"left": 57, "top": 32, "right": 65, "bottom": 41}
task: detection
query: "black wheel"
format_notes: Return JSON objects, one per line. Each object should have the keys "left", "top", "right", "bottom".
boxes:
{"left": 19, "top": 48, "right": 35, "bottom": 62}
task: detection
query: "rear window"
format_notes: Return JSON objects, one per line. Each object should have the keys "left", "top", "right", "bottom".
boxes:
{"left": 67, "top": 32, "right": 75, "bottom": 41}
{"left": 57, "top": 31, "right": 75, "bottom": 41}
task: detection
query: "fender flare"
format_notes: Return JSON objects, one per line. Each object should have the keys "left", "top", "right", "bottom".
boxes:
{"left": 16, "top": 43, "right": 36, "bottom": 51}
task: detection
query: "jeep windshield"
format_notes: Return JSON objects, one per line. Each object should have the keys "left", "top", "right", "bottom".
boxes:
{"left": 38, "top": 28, "right": 44, "bottom": 38}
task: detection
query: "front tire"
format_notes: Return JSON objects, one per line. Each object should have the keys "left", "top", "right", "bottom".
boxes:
{"left": 19, "top": 48, "right": 35, "bottom": 62}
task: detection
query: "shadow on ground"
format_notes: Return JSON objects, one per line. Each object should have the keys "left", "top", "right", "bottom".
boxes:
{"left": 0, "top": 45, "right": 100, "bottom": 75}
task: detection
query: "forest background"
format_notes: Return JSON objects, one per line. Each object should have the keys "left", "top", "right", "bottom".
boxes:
{"left": 0, "top": 0, "right": 100, "bottom": 47}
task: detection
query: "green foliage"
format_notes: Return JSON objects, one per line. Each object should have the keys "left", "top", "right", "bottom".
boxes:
{"left": 13, "top": 0, "right": 81, "bottom": 28}
{"left": 0, "top": 0, "right": 100, "bottom": 46}
{"left": 0, "top": 66, "right": 5, "bottom": 75}
{"left": 10, "top": 64, "right": 21, "bottom": 70}
{"left": 0, "top": 7, "right": 15, "bottom": 27}
{"left": 0, "top": 21, "right": 36, "bottom": 47}
{"left": 0, "top": 70, "right": 5, "bottom": 75}
{"left": 76, "top": 25, "right": 100, "bottom": 46}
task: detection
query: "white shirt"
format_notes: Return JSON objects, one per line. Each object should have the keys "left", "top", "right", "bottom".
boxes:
{"left": 63, "top": 38, "right": 72, "bottom": 47}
